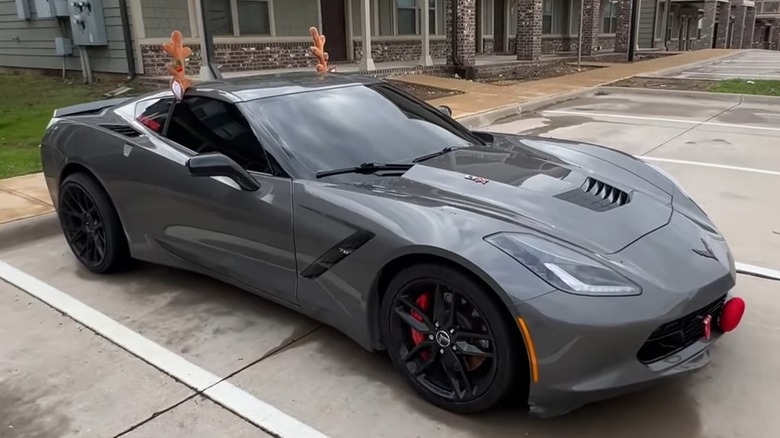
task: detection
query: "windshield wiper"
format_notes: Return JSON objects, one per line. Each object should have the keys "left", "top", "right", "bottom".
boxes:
{"left": 315, "top": 162, "right": 414, "bottom": 179}
{"left": 412, "top": 146, "right": 464, "bottom": 163}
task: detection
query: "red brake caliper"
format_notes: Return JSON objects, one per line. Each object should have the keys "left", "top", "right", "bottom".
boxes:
{"left": 411, "top": 292, "right": 431, "bottom": 360}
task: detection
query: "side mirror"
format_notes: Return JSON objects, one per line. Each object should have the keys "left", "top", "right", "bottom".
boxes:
{"left": 186, "top": 152, "right": 260, "bottom": 191}
{"left": 437, "top": 105, "right": 453, "bottom": 117}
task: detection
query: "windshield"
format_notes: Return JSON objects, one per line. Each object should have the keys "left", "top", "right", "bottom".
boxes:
{"left": 243, "top": 84, "right": 479, "bottom": 175}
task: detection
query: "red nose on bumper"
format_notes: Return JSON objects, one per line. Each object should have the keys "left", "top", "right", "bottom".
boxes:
{"left": 720, "top": 297, "right": 745, "bottom": 332}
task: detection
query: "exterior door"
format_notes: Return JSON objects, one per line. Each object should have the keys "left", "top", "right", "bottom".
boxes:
{"left": 494, "top": 0, "right": 505, "bottom": 52}
{"left": 320, "top": 0, "right": 348, "bottom": 61}
{"left": 125, "top": 95, "right": 298, "bottom": 304}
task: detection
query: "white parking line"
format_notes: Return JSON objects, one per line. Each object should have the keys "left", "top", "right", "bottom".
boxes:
{"left": 736, "top": 263, "right": 780, "bottom": 281}
{"left": 543, "top": 110, "right": 780, "bottom": 133}
{"left": 0, "top": 261, "right": 329, "bottom": 438}
{"left": 640, "top": 157, "right": 780, "bottom": 177}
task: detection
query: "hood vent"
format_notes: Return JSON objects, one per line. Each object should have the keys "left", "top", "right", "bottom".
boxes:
{"left": 555, "top": 177, "right": 631, "bottom": 212}
{"left": 101, "top": 124, "right": 142, "bottom": 138}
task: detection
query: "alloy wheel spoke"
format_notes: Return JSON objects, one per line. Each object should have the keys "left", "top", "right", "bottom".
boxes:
{"left": 402, "top": 340, "right": 435, "bottom": 362}
{"left": 441, "top": 349, "right": 473, "bottom": 399}
{"left": 394, "top": 306, "right": 431, "bottom": 333}
{"left": 454, "top": 340, "right": 494, "bottom": 358}
{"left": 432, "top": 284, "right": 448, "bottom": 328}
{"left": 412, "top": 348, "right": 438, "bottom": 377}
{"left": 398, "top": 296, "right": 435, "bottom": 331}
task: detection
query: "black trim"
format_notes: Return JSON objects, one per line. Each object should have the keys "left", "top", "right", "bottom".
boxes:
{"left": 300, "top": 230, "right": 375, "bottom": 279}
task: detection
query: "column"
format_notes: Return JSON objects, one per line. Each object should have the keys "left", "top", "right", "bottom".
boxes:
{"left": 359, "top": 0, "right": 375, "bottom": 70}
{"left": 580, "top": 0, "right": 601, "bottom": 55}
{"left": 614, "top": 0, "right": 633, "bottom": 53}
{"left": 516, "top": 0, "right": 542, "bottom": 60}
{"left": 420, "top": 0, "right": 433, "bottom": 65}
{"left": 715, "top": 2, "right": 730, "bottom": 48}
{"left": 700, "top": 0, "right": 717, "bottom": 49}
{"left": 445, "top": 0, "right": 477, "bottom": 65}
{"left": 772, "top": 21, "right": 780, "bottom": 50}
{"left": 742, "top": 6, "right": 756, "bottom": 48}
{"left": 731, "top": 4, "right": 746, "bottom": 48}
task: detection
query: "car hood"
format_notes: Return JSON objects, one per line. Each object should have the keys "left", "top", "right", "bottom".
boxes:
{"left": 363, "top": 134, "right": 674, "bottom": 255}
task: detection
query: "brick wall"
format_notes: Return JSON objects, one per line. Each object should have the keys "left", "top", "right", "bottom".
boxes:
{"left": 542, "top": 37, "right": 576, "bottom": 54}
{"left": 456, "top": 0, "right": 477, "bottom": 65}
{"left": 353, "top": 39, "right": 448, "bottom": 62}
{"left": 482, "top": 37, "right": 495, "bottom": 54}
{"left": 732, "top": 5, "right": 747, "bottom": 48}
{"left": 715, "top": 3, "right": 731, "bottom": 48}
{"left": 742, "top": 6, "right": 757, "bottom": 48}
{"left": 581, "top": 0, "right": 601, "bottom": 55}
{"left": 141, "top": 42, "right": 317, "bottom": 76}
{"left": 516, "top": 0, "right": 543, "bottom": 60}
{"left": 614, "top": 0, "right": 632, "bottom": 53}
{"left": 599, "top": 35, "right": 616, "bottom": 51}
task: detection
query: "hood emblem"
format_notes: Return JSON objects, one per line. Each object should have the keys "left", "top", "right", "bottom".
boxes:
{"left": 693, "top": 238, "right": 718, "bottom": 261}
{"left": 465, "top": 175, "right": 489, "bottom": 185}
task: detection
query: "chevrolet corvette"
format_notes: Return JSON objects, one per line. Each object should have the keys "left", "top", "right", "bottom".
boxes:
{"left": 39, "top": 72, "right": 745, "bottom": 417}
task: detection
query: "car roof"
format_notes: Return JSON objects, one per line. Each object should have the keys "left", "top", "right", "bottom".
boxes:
{"left": 187, "top": 71, "right": 383, "bottom": 102}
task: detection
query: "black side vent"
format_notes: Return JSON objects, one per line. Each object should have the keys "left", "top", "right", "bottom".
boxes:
{"left": 555, "top": 177, "right": 631, "bottom": 212}
{"left": 301, "top": 230, "right": 375, "bottom": 279}
{"left": 101, "top": 124, "right": 142, "bottom": 138}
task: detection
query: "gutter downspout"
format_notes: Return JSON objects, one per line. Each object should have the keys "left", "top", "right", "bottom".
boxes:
{"left": 118, "top": 0, "right": 136, "bottom": 81}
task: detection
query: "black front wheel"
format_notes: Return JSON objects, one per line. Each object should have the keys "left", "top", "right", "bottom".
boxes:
{"left": 58, "top": 172, "right": 131, "bottom": 273}
{"left": 380, "top": 263, "right": 525, "bottom": 413}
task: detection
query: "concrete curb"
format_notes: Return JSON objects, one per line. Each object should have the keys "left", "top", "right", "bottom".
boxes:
{"left": 516, "top": 87, "right": 598, "bottom": 115}
{"left": 455, "top": 103, "right": 523, "bottom": 129}
{"left": 634, "top": 51, "right": 744, "bottom": 79}
{"left": 0, "top": 212, "right": 61, "bottom": 252}
{"left": 592, "top": 86, "right": 780, "bottom": 104}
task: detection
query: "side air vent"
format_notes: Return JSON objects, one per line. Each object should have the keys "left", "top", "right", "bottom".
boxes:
{"left": 555, "top": 177, "right": 631, "bottom": 212}
{"left": 101, "top": 124, "right": 142, "bottom": 138}
{"left": 301, "top": 230, "right": 375, "bottom": 279}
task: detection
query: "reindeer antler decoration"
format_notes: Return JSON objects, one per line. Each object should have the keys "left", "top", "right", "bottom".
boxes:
{"left": 310, "top": 27, "right": 335, "bottom": 73}
{"left": 162, "top": 30, "right": 193, "bottom": 99}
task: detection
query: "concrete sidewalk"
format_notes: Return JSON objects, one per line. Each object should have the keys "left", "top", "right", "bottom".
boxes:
{"left": 394, "top": 48, "right": 740, "bottom": 118}
{"left": 0, "top": 48, "right": 740, "bottom": 226}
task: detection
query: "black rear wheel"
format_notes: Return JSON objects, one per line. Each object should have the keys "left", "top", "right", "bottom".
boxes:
{"left": 58, "top": 172, "right": 131, "bottom": 273}
{"left": 380, "top": 263, "right": 524, "bottom": 413}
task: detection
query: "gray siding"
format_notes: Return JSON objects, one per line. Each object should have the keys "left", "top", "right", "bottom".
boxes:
{"left": 275, "top": 0, "right": 319, "bottom": 36}
{"left": 637, "top": 0, "right": 657, "bottom": 47}
{"left": 0, "top": 0, "right": 130, "bottom": 73}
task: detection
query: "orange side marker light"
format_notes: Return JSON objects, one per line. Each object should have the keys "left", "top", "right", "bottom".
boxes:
{"left": 517, "top": 317, "right": 539, "bottom": 383}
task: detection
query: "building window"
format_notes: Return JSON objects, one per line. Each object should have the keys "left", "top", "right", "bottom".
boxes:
{"left": 543, "top": 0, "right": 553, "bottom": 34}
{"left": 601, "top": 0, "right": 618, "bottom": 34}
{"left": 482, "top": 0, "right": 494, "bottom": 36}
{"left": 397, "top": 0, "right": 417, "bottom": 35}
{"left": 238, "top": 0, "right": 271, "bottom": 35}
{"left": 542, "top": 0, "right": 569, "bottom": 35}
{"left": 429, "top": 0, "right": 436, "bottom": 34}
{"left": 208, "top": 0, "right": 271, "bottom": 36}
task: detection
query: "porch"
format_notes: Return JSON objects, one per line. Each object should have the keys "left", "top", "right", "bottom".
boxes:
{"left": 128, "top": 0, "right": 624, "bottom": 77}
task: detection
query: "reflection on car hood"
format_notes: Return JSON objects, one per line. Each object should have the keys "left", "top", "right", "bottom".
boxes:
{"left": 369, "top": 134, "right": 674, "bottom": 254}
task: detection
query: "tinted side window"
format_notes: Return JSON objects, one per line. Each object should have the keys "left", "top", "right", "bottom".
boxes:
{"left": 135, "top": 98, "right": 172, "bottom": 133}
{"left": 165, "top": 96, "right": 271, "bottom": 174}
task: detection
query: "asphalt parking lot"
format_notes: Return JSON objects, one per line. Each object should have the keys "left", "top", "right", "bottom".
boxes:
{"left": 2, "top": 87, "right": 779, "bottom": 438}
{"left": 649, "top": 49, "right": 780, "bottom": 80}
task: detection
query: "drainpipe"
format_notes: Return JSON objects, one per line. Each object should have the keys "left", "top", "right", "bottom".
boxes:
{"left": 118, "top": 0, "right": 136, "bottom": 81}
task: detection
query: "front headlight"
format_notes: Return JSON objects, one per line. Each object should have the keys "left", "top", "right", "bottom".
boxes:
{"left": 485, "top": 233, "right": 642, "bottom": 297}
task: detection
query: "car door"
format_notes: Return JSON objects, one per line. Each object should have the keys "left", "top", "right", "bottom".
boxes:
{"left": 121, "top": 94, "right": 297, "bottom": 304}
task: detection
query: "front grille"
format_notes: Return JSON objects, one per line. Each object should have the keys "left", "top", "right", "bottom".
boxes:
{"left": 101, "top": 124, "right": 142, "bottom": 137}
{"left": 555, "top": 177, "right": 631, "bottom": 212}
{"left": 637, "top": 295, "right": 727, "bottom": 364}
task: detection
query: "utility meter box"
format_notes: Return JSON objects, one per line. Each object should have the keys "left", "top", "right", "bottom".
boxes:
{"left": 33, "top": 0, "right": 54, "bottom": 18}
{"left": 68, "top": 0, "right": 108, "bottom": 46}
{"left": 51, "top": 0, "right": 70, "bottom": 16}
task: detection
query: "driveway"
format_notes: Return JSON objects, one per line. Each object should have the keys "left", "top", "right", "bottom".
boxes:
{"left": 1, "top": 87, "right": 779, "bottom": 438}
{"left": 650, "top": 49, "right": 780, "bottom": 80}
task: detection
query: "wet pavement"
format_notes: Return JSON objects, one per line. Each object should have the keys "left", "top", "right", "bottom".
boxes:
{"left": 648, "top": 49, "right": 780, "bottom": 81}
{"left": 1, "top": 87, "right": 779, "bottom": 437}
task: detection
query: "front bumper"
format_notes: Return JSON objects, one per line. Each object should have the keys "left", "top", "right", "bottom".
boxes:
{"left": 514, "top": 210, "right": 739, "bottom": 418}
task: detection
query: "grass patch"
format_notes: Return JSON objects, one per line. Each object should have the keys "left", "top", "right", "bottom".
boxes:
{"left": 709, "top": 79, "right": 780, "bottom": 97}
{"left": 0, "top": 73, "right": 134, "bottom": 179}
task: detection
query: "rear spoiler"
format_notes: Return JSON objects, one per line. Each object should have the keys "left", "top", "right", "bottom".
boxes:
{"left": 53, "top": 97, "right": 133, "bottom": 118}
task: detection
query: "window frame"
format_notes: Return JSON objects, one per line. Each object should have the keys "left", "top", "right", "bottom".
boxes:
{"left": 600, "top": 0, "right": 618, "bottom": 35}
{"left": 541, "top": 0, "right": 569, "bottom": 36}
{"left": 392, "top": 0, "right": 443, "bottom": 36}
{"left": 209, "top": 0, "right": 276, "bottom": 37}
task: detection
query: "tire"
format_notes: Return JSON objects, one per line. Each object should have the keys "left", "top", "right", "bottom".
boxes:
{"left": 58, "top": 172, "right": 131, "bottom": 274}
{"left": 380, "top": 263, "right": 525, "bottom": 414}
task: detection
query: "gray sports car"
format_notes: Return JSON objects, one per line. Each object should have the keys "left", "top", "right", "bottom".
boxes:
{"left": 40, "top": 72, "right": 746, "bottom": 418}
